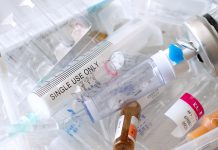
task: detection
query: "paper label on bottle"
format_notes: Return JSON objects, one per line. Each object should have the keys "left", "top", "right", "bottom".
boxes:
{"left": 128, "top": 116, "right": 139, "bottom": 143}
{"left": 114, "top": 115, "right": 124, "bottom": 141}
{"left": 165, "top": 93, "right": 204, "bottom": 137}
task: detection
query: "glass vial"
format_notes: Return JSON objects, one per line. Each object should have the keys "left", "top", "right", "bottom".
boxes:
{"left": 113, "top": 101, "right": 141, "bottom": 150}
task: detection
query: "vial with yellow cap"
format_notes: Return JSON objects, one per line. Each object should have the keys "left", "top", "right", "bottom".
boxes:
{"left": 187, "top": 109, "right": 218, "bottom": 140}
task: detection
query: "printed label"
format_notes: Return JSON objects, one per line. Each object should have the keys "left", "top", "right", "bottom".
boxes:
{"left": 64, "top": 117, "right": 81, "bottom": 137}
{"left": 32, "top": 41, "right": 113, "bottom": 112}
{"left": 165, "top": 93, "right": 204, "bottom": 137}
{"left": 135, "top": 88, "right": 164, "bottom": 137}
{"left": 137, "top": 114, "right": 152, "bottom": 137}
{"left": 114, "top": 115, "right": 124, "bottom": 141}
{"left": 128, "top": 116, "right": 139, "bottom": 143}
{"left": 138, "top": 87, "right": 164, "bottom": 109}
{"left": 180, "top": 93, "right": 204, "bottom": 119}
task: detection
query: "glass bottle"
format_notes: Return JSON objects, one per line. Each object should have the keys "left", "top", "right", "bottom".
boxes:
{"left": 114, "top": 101, "right": 141, "bottom": 150}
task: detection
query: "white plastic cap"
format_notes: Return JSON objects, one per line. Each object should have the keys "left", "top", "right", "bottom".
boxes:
{"left": 151, "top": 50, "right": 176, "bottom": 84}
{"left": 27, "top": 93, "right": 51, "bottom": 120}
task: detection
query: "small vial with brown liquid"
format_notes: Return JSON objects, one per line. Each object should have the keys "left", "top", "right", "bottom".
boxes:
{"left": 113, "top": 101, "right": 141, "bottom": 150}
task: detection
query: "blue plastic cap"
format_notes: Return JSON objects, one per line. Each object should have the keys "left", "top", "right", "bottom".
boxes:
{"left": 169, "top": 44, "right": 184, "bottom": 64}
{"left": 87, "top": 0, "right": 112, "bottom": 13}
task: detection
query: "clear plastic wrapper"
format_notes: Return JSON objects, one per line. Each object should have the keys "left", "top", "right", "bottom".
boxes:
{"left": 82, "top": 43, "right": 197, "bottom": 121}
{"left": 10, "top": 1, "right": 54, "bottom": 36}
{"left": 139, "top": 75, "right": 217, "bottom": 150}
{"left": 0, "top": 1, "right": 218, "bottom": 150}
{"left": 26, "top": 19, "right": 156, "bottom": 121}
{"left": 86, "top": 0, "right": 132, "bottom": 34}
{"left": 1, "top": 13, "right": 95, "bottom": 100}
{"left": 31, "top": 16, "right": 92, "bottom": 64}
{"left": 131, "top": 0, "right": 212, "bottom": 24}
{"left": 176, "top": 127, "right": 218, "bottom": 150}
{"left": 98, "top": 63, "right": 206, "bottom": 149}
{"left": 31, "top": 0, "right": 78, "bottom": 23}
{"left": 84, "top": 58, "right": 165, "bottom": 120}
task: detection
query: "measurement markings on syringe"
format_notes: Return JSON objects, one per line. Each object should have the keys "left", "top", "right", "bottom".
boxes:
{"left": 34, "top": 41, "right": 111, "bottom": 97}
{"left": 37, "top": 47, "right": 108, "bottom": 96}
{"left": 49, "top": 45, "right": 104, "bottom": 85}
{"left": 35, "top": 41, "right": 111, "bottom": 96}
